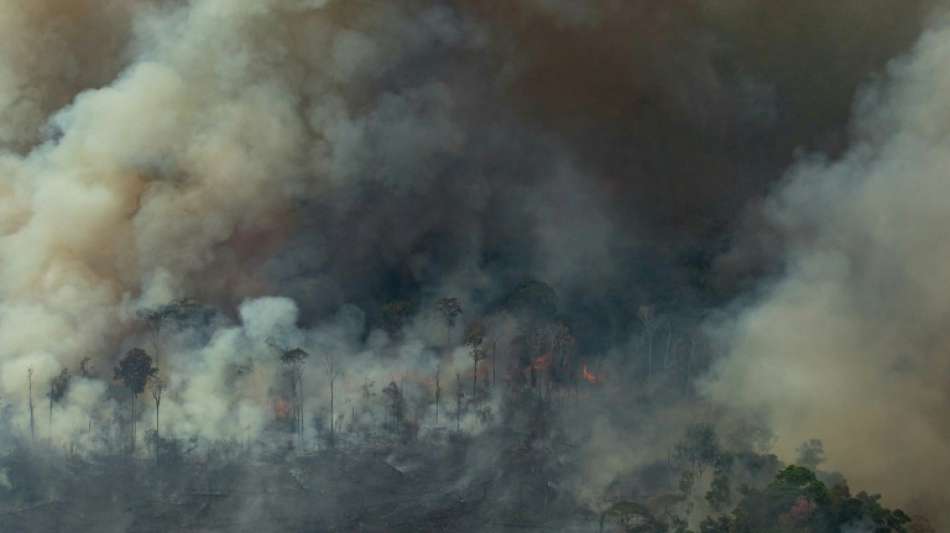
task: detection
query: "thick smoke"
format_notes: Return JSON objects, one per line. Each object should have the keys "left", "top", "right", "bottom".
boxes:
{"left": 708, "top": 10, "right": 950, "bottom": 527}
{"left": 0, "top": 0, "right": 945, "bottom": 530}
{"left": 0, "top": 0, "right": 556, "bottom": 451}
{"left": 0, "top": 0, "right": 136, "bottom": 150}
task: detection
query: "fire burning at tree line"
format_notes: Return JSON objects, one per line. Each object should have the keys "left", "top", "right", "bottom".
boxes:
{"left": 581, "top": 364, "right": 600, "bottom": 385}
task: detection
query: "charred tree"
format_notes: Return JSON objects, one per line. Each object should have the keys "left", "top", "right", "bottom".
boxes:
{"left": 79, "top": 357, "right": 94, "bottom": 433}
{"left": 436, "top": 297, "right": 463, "bottom": 348}
{"left": 47, "top": 368, "right": 70, "bottom": 445}
{"left": 324, "top": 351, "right": 340, "bottom": 441}
{"left": 490, "top": 340, "right": 497, "bottom": 388}
{"left": 151, "top": 377, "right": 165, "bottom": 464}
{"left": 435, "top": 366, "right": 441, "bottom": 426}
{"left": 455, "top": 373, "right": 463, "bottom": 432}
{"left": 268, "top": 339, "right": 310, "bottom": 447}
{"left": 114, "top": 348, "right": 157, "bottom": 454}
{"left": 383, "top": 381, "right": 412, "bottom": 441}
{"left": 465, "top": 322, "right": 486, "bottom": 398}
{"left": 27, "top": 368, "right": 34, "bottom": 445}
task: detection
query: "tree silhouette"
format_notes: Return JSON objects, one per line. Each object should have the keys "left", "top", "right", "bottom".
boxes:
{"left": 151, "top": 376, "right": 166, "bottom": 464}
{"left": 47, "top": 368, "right": 71, "bottom": 444}
{"left": 436, "top": 297, "right": 463, "bottom": 328}
{"left": 322, "top": 350, "right": 341, "bottom": 442}
{"left": 455, "top": 373, "right": 463, "bottom": 432}
{"left": 434, "top": 365, "right": 441, "bottom": 426}
{"left": 383, "top": 381, "right": 405, "bottom": 436}
{"left": 269, "top": 339, "right": 310, "bottom": 447}
{"left": 436, "top": 297, "right": 462, "bottom": 348}
{"left": 381, "top": 299, "right": 414, "bottom": 338}
{"left": 464, "top": 321, "right": 486, "bottom": 397}
{"left": 27, "top": 368, "right": 34, "bottom": 445}
{"left": 114, "top": 348, "right": 157, "bottom": 453}
{"left": 79, "top": 357, "right": 93, "bottom": 378}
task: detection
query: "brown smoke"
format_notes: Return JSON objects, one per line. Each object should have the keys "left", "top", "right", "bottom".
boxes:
{"left": 0, "top": 0, "right": 138, "bottom": 150}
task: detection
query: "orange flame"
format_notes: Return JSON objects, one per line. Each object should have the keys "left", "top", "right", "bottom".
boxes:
{"left": 581, "top": 364, "right": 600, "bottom": 384}
{"left": 274, "top": 398, "right": 291, "bottom": 419}
{"left": 532, "top": 352, "right": 553, "bottom": 371}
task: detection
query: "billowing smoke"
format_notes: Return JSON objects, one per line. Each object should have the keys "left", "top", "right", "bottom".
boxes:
{"left": 707, "top": 9, "right": 950, "bottom": 527}
{"left": 0, "top": 0, "right": 137, "bottom": 150}
{"left": 0, "top": 0, "right": 946, "bottom": 530}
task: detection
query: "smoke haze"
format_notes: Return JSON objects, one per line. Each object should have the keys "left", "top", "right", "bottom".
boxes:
{"left": 707, "top": 12, "right": 950, "bottom": 524}
{"left": 0, "top": 0, "right": 947, "bottom": 530}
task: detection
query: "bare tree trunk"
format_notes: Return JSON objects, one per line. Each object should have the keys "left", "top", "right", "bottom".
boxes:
{"left": 491, "top": 342, "right": 496, "bottom": 387}
{"left": 455, "top": 373, "right": 462, "bottom": 432}
{"left": 154, "top": 394, "right": 161, "bottom": 465}
{"left": 434, "top": 368, "right": 440, "bottom": 426}
{"left": 665, "top": 325, "right": 673, "bottom": 370}
{"left": 472, "top": 356, "right": 478, "bottom": 398}
{"left": 48, "top": 383, "right": 53, "bottom": 446}
{"left": 329, "top": 376, "right": 335, "bottom": 438}
{"left": 28, "top": 369, "right": 34, "bottom": 445}
{"left": 130, "top": 389, "right": 135, "bottom": 454}
{"left": 298, "top": 371, "right": 304, "bottom": 448}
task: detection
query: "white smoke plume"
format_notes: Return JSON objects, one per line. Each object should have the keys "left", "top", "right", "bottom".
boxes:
{"left": 0, "top": 0, "right": 443, "bottom": 444}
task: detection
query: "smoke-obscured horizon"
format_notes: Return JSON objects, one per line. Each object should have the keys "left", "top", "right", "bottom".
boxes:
{"left": 1, "top": 0, "right": 948, "bottom": 529}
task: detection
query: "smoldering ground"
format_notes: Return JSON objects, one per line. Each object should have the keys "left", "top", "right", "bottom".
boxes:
{"left": 0, "top": 0, "right": 946, "bottom": 531}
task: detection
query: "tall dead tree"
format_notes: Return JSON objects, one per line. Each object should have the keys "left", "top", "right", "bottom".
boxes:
{"left": 268, "top": 339, "right": 310, "bottom": 447}
{"left": 528, "top": 326, "right": 546, "bottom": 397}
{"left": 28, "top": 368, "right": 34, "bottom": 445}
{"left": 285, "top": 349, "right": 309, "bottom": 444}
{"left": 465, "top": 322, "right": 486, "bottom": 397}
{"left": 552, "top": 322, "right": 576, "bottom": 400}
{"left": 48, "top": 368, "right": 70, "bottom": 445}
{"left": 79, "top": 358, "right": 92, "bottom": 378}
{"left": 455, "top": 373, "right": 463, "bottom": 432}
{"left": 434, "top": 366, "right": 441, "bottom": 426}
{"left": 490, "top": 341, "right": 497, "bottom": 387}
{"left": 323, "top": 350, "right": 340, "bottom": 440}
{"left": 554, "top": 323, "right": 575, "bottom": 369}
{"left": 79, "top": 358, "right": 94, "bottom": 433}
{"left": 436, "top": 297, "right": 463, "bottom": 348}
{"left": 383, "top": 381, "right": 407, "bottom": 437}
{"left": 472, "top": 344, "right": 485, "bottom": 397}
{"left": 114, "top": 348, "right": 157, "bottom": 454}
{"left": 151, "top": 377, "right": 165, "bottom": 464}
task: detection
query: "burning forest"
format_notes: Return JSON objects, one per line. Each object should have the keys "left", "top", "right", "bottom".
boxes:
{"left": 0, "top": 1, "right": 948, "bottom": 532}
